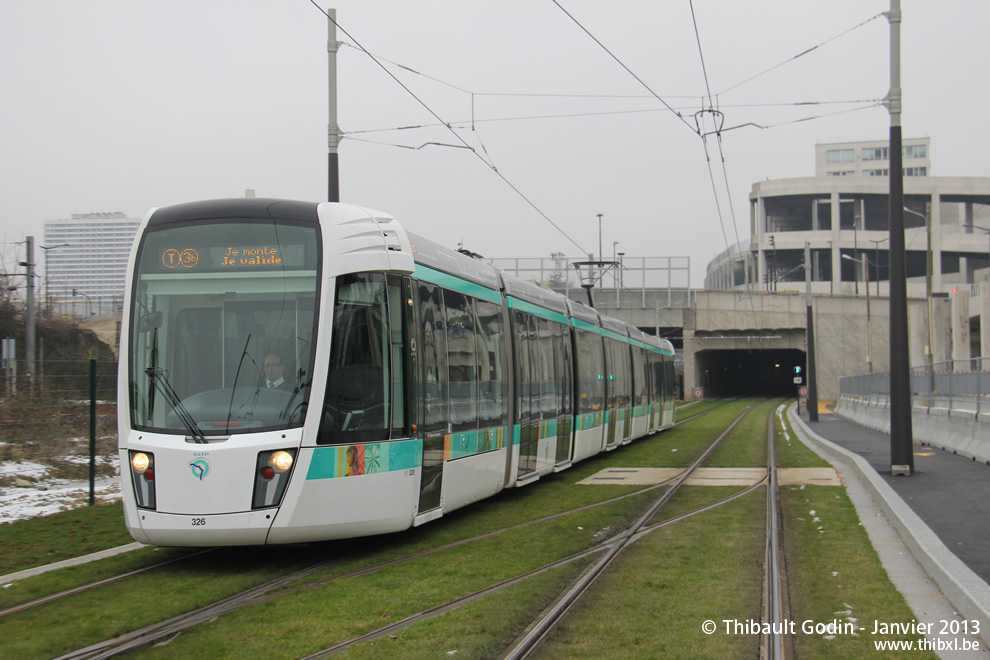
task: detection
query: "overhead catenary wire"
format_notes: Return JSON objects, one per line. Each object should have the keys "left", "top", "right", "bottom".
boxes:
{"left": 344, "top": 39, "right": 885, "bottom": 109}
{"left": 718, "top": 11, "right": 886, "bottom": 96}
{"left": 689, "top": 0, "right": 742, "bottom": 256}
{"left": 551, "top": 0, "right": 699, "bottom": 138}
{"left": 688, "top": 0, "right": 754, "bottom": 323}
{"left": 320, "top": 2, "right": 889, "bottom": 281}
{"left": 308, "top": 1, "right": 589, "bottom": 255}
{"left": 342, "top": 99, "right": 883, "bottom": 138}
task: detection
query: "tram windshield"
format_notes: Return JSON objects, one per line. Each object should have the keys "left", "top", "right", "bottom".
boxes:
{"left": 128, "top": 220, "right": 320, "bottom": 436}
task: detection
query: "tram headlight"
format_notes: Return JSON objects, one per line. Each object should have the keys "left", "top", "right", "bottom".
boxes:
{"left": 253, "top": 448, "right": 297, "bottom": 509}
{"left": 268, "top": 450, "right": 294, "bottom": 473}
{"left": 131, "top": 452, "right": 151, "bottom": 475}
{"left": 128, "top": 450, "right": 156, "bottom": 510}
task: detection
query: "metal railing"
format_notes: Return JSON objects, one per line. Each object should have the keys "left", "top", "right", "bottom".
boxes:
{"left": 840, "top": 357, "right": 990, "bottom": 416}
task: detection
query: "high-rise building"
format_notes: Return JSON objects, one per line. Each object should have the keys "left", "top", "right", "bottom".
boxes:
{"left": 815, "top": 137, "right": 931, "bottom": 178}
{"left": 43, "top": 212, "right": 141, "bottom": 312}
{"left": 705, "top": 138, "right": 990, "bottom": 297}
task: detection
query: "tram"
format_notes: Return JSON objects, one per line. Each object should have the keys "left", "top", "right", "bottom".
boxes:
{"left": 118, "top": 199, "right": 676, "bottom": 545}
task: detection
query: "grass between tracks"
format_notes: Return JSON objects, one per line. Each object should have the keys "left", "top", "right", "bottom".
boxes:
{"left": 0, "top": 502, "right": 132, "bottom": 575}
{"left": 781, "top": 485, "right": 935, "bottom": 658}
{"left": 538, "top": 487, "right": 766, "bottom": 658}
{"left": 773, "top": 402, "right": 831, "bottom": 469}
{"left": 0, "top": 400, "right": 929, "bottom": 658}
{"left": 0, "top": 401, "right": 750, "bottom": 658}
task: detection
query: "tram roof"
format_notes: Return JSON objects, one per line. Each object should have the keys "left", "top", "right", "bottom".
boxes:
{"left": 147, "top": 198, "right": 320, "bottom": 227}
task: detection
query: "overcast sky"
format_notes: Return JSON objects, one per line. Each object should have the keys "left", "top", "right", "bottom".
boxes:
{"left": 1, "top": 1, "right": 986, "bottom": 285}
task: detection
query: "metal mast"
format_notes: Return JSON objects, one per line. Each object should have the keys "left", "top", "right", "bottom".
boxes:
{"left": 886, "top": 0, "right": 913, "bottom": 475}
{"left": 327, "top": 7, "right": 341, "bottom": 202}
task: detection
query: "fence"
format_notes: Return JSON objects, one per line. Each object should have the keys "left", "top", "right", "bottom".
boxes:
{"left": 1, "top": 359, "right": 118, "bottom": 505}
{"left": 839, "top": 357, "right": 990, "bottom": 417}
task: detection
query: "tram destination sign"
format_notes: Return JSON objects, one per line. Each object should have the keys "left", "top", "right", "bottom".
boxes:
{"left": 157, "top": 243, "right": 307, "bottom": 272}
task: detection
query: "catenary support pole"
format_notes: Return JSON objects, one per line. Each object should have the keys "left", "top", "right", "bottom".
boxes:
{"left": 804, "top": 243, "right": 819, "bottom": 422}
{"left": 25, "top": 236, "right": 36, "bottom": 387}
{"left": 887, "top": 0, "right": 913, "bottom": 475}
{"left": 89, "top": 358, "right": 97, "bottom": 506}
{"left": 328, "top": 8, "right": 340, "bottom": 202}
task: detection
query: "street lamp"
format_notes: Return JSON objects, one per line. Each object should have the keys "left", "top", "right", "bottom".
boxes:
{"left": 612, "top": 241, "right": 620, "bottom": 301}
{"left": 903, "top": 206, "right": 935, "bottom": 367}
{"left": 597, "top": 213, "right": 604, "bottom": 263}
{"left": 73, "top": 289, "right": 94, "bottom": 317}
{"left": 40, "top": 243, "right": 70, "bottom": 320}
{"left": 842, "top": 253, "right": 874, "bottom": 372}
{"left": 868, "top": 237, "right": 888, "bottom": 297}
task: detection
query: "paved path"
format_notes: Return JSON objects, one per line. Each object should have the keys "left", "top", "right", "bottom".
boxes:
{"left": 799, "top": 407, "right": 990, "bottom": 583}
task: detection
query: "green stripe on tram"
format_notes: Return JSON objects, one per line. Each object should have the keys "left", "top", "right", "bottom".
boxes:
{"left": 506, "top": 297, "right": 569, "bottom": 325}
{"left": 571, "top": 318, "right": 601, "bottom": 334}
{"left": 413, "top": 264, "right": 502, "bottom": 304}
{"left": 602, "top": 328, "right": 630, "bottom": 343}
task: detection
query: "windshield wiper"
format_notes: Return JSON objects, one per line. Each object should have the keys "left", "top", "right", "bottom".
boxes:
{"left": 226, "top": 334, "right": 261, "bottom": 432}
{"left": 145, "top": 366, "right": 208, "bottom": 444}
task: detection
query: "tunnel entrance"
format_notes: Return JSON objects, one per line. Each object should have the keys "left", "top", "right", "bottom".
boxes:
{"left": 695, "top": 349, "right": 806, "bottom": 397}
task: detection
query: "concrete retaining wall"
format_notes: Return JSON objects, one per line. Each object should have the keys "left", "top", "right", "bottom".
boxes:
{"left": 837, "top": 395, "right": 990, "bottom": 464}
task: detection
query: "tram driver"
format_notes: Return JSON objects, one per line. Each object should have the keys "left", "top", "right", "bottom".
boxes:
{"left": 264, "top": 352, "right": 294, "bottom": 391}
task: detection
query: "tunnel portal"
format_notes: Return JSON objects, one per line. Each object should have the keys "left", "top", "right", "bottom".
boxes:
{"left": 695, "top": 348, "right": 807, "bottom": 397}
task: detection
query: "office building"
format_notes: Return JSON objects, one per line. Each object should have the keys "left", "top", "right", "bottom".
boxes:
{"left": 43, "top": 212, "right": 141, "bottom": 313}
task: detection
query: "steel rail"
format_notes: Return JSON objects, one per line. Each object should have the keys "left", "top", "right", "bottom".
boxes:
{"left": 308, "top": 466, "right": 772, "bottom": 657}
{"left": 501, "top": 402, "right": 757, "bottom": 659}
{"left": 0, "top": 549, "right": 215, "bottom": 619}
{"left": 52, "top": 400, "right": 740, "bottom": 658}
{"left": 761, "top": 403, "right": 792, "bottom": 659}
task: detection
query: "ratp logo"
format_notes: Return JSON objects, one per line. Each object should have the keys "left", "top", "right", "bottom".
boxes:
{"left": 189, "top": 459, "right": 211, "bottom": 481}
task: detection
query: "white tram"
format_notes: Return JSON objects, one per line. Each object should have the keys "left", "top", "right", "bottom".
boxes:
{"left": 118, "top": 199, "right": 676, "bottom": 546}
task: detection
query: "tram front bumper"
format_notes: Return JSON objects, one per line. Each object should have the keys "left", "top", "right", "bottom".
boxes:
{"left": 130, "top": 509, "right": 277, "bottom": 547}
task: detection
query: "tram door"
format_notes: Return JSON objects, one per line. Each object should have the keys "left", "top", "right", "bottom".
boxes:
{"left": 417, "top": 283, "right": 447, "bottom": 513}
{"left": 604, "top": 341, "right": 618, "bottom": 448}
{"left": 554, "top": 323, "right": 573, "bottom": 465}
{"left": 514, "top": 311, "right": 539, "bottom": 478}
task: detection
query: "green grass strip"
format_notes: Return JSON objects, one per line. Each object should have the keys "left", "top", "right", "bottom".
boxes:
{"left": 0, "top": 503, "right": 132, "bottom": 575}
{"left": 539, "top": 490, "right": 766, "bottom": 657}
{"left": 781, "top": 485, "right": 936, "bottom": 658}
{"left": 774, "top": 403, "right": 831, "bottom": 469}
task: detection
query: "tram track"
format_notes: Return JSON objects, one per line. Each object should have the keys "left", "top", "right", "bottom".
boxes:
{"left": 0, "top": 549, "right": 215, "bottom": 619}
{"left": 55, "top": 544, "right": 373, "bottom": 660}
{"left": 499, "top": 401, "right": 761, "bottom": 659}
{"left": 25, "top": 399, "right": 753, "bottom": 659}
{"left": 761, "top": 404, "right": 792, "bottom": 660}
{"left": 306, "top": 471, "right": 772, "bottom": 658}
{"left": 5, "top": 399, "right": 734, "bottom": 623}
{"left": 52, "top": 471, "right": 694, "bottom": 660}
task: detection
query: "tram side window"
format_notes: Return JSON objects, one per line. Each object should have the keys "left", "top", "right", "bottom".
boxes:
{"left": 513, "top": 310, "right": 532, "bottom": 425}
{"left": 663, "top": 357, "right": 674, "bottom": 400}
{"left": 619, "top": 343, "right": 632, "bottom": 407}
{"left": 632, "top": 346, "right": 648, "bottom": 408}
{"left": 536, "top": 318, "right": 556, "bottom": 421}
{"left": 318, "top": 273, "right": 389, "bottom": 444}
{"left": 606, "top": 340, "right": 631, "bottom": 409}
{"left": 386, "top": 276, "right": 407, "bottom": 435}
{"left": 554, "top": 323, "right": 573, "bottom": 416}
{"left": 444, "top": 290, "right": 479, "bottom": 432}
{"left": 604, "top": 340, "right": 617, "bottom": 409}
{"left": 648, "top": 352, "right": 661, "bottom": 402}
{"left": 575, "top": 329, "right": 604, "bottom": 415}
{"left": 476, "top": 300, "right": 507, "bottom": 428}
{"left": 418, "top": 283, "right": 447, "bottom": 432}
